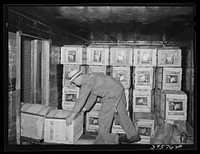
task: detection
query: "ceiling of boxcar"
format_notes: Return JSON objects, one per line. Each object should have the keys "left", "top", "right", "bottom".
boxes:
{"left": 10, "top": 5, "right": 195, "bottom": 43}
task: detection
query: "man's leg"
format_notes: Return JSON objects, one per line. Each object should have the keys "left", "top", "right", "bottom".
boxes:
{"left": 93, "top": 98, "right": 116, "bottom": 144}
{"left": 98, "top": 98, "right": 115, "bottom": 134}
{"left": 116, "top": 93, "right": 138, "bottom": 139}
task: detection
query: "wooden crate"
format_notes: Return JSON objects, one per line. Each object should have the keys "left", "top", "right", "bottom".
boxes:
{"left": 133, "top": 48, "right": 157, "bottom": 67}
{"left": 132, "top": 89, "right": 155, "bottom": 113}
{"left": 110, "top": 66, "right": 131, "bottom": 89}
{"left": 157, "top": 48, "right": 181, "bottom": 67}
{"left": 61, "top": 45, "right": 87, "bottom": 64}
{"left": 62, "top": 87, "right": 79, "bottom": 110}
{"left": 110, "top": 46, "right": 133, "bottom": 66}
{"left": 133, "top": 67, "right": 155, "bottom": 89}
{"left": 155, "top": 89, "right": 187, "bottom": 121}
{"left": 44, "top": 109, "right": 84, "bottom": 144}
{"left": 88, "top": 65, "right": 107, "bottom": 74}
{"left": 86, "top": 45, "right": 109, "bottom": 65}
{"left": 63, "top": 64, "right": 86, "bottom": 89}
{"left": 156, "top": 67, "right": 182, "bottom": 90}
{"left": 132, "top": 112, "right": 155, "bottom": 122}
{"left": 21, "top": 103, "right": 53, "bottom": 140}
{"left": 135, "top": 119, "right": 155, "bottom": 144}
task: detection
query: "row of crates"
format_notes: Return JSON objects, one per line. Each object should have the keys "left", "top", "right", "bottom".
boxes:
{"left": 61, "top": 45, "right": 182, "bottom": 67}
{"left": 62, "top": 64, "right": 183, "bottom": 90}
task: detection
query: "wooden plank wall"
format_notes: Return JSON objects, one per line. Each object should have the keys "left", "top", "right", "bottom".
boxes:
{"left": 181, "top": 41, "right": 195, "bottom": 127}
{"left": 49, "top": 46, "right": 61, "bottom": 108}
{"left": 7, "top": 9, "right": 73, "bottom": 144}
{"left": 8, "top": 32, "right": 17, "bottom": 144}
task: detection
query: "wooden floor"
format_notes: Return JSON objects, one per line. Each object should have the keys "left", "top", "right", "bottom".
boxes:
{"left": 20, "top": 122, "right": 194, "bottom": 145}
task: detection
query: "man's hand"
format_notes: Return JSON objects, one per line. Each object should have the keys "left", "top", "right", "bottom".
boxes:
{"left": 66, "top": 112, "right": 76, "bottom": 125}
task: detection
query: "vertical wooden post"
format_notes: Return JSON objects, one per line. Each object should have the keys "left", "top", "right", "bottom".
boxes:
{"left": 41, "top": 40, "right": 50, "bottom": 106}
{"left": 15, "top": 31, "right": 21, "bottom": 144}
{"left": 33, "top": 40, "right": 38, "bottom": 104}
{"left": 30, "top": 40, "right": 34, "bottom": 104}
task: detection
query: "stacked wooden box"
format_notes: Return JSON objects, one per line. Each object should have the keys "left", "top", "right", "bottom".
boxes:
{"left": 85, "top": 46, "right": 131, "bottom": 134}
{"left": 44, "top": 109, "right": 84, "bottom": 144}
{"left": 21, "top": 103, "right": 54, "bottom": 140}
{"left": 155, "top": 47, "right": 187, "bottom": 124}
{"left": 85, "top": 45, "right": 109, "bottom": 132}
{"left": 132, "top": 47, "right": 157, "bottom": 144}
{"left": 109, "top": 46, "right": 133, "bottom": 134}
{"left": 61, "top": 45, "right": 87, "bottom": 110}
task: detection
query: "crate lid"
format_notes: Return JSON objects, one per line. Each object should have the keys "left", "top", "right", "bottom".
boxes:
{"left": 45, "top": 109, "right": 72, "bottom": 119}
{"left": 161, "top": 90, "right": 186, "bottom": 95}
{"left": 110, "top": 46, "right": 132, "bottom": 49}
{"left": 61, "top": 45, "right": 86, "bottom": 48}
{"left": 21, "top": 103, "right": 53, "bottom": 116}
{"left": 87, "top": 45, "right": 110, "bottom": 48}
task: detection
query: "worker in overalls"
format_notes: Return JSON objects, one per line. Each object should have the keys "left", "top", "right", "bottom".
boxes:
{"left": 65, "top": 69, "right": 141, "bottom": 144}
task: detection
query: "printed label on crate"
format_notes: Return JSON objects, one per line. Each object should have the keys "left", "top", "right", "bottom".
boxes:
{"left": 112, "top": 67, "right": 130, "bottom": 88}
{"left": 63, "top": 88, "right": 79, "bottom": 103}
{"left": 135, "top": 71, "right": 153, "bottom": 88}
{"left": 87, "top": 47, "right": 109, "bottom": 65}
{"left": 86, "top": 111, "right": 99, "bottom": 132}
{"left": 137, "top": 71, "right": 151, "bottom": 86}
{"left": 163, "top": 68, "right": 182, "bottom": 90}
{"left": 136, "top": 120, "right": 154, "bottom": 141}
{"left": 157, "top": 49, "right": 181, "bottom": 66}
{"left": 133, "top": 48, "right": 156, "bottom": 66}
{"left": 166, "top": 95, "right": 187, "bottom": 120}
{"left": 133, "top": 90, "right": 152, "bottom": 112}
{"left": 61, "top": 46, "right": 86, "bottom": 64}
{"left": 110, "top": 47, "right": 132, "bottom": 66}
{"left": 134, "top": 68, "right": 154, "bottom": 89}
{"left": 62, "top": 88, "right": 79, "bottom": 110}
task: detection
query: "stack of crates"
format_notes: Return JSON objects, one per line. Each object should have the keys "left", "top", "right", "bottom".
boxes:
{"left": 109, "top": 46, "right": 133, "bottom": 134}
{"left": 85, "top": 45, "right": 110, "bottom": 132}
{"left": 155, "top": 47, "right": 187, "bottom": 124}
{"left": 61, "top": 45, "right": 87, "bottom": 111}
{"left": 132, "top": 47, "right": 157, "bottom": 144}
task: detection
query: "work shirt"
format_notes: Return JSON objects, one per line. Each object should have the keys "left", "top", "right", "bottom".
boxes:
{"left": 72, "top": 72, "right": 125, "bottom": 114}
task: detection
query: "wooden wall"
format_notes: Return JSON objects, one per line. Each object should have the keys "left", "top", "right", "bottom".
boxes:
{"left": 8, "top": 32, "right": 17, "bottom": 144}
{"left": 6, "top": 9, "right": 82, "bottom": 144}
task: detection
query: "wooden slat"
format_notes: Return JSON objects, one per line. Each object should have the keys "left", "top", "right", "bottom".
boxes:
{"left": 30, "top": 40, "right": 34, "bottom": 103}
{"left": 15, "top": 31, "right": 21, "bottom": 144}
{"left": 41, "top": 40, "right": 50, "bottom": 106}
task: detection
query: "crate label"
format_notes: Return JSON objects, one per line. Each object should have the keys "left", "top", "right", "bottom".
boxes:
{"left": 87, "top": 47, "right": 109, "bottom": 65}
{"left": 136, "top": 71, "right": 151, "bottom": 86}
{"left": 110, "top": 47, "right": 132, "bottom": 66}
{"left": 137, "top": 50, "right": 153, "bottom": 65}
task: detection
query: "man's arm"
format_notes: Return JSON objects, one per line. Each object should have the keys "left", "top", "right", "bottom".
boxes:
{"left": 84, "top": 93, "right": 97, "bottom": 111}
{"left": 72, "top": 82, "right": 94, "bottom": 114}
{"left": 66, "top": 82, "right": 94, "bottom": 125}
